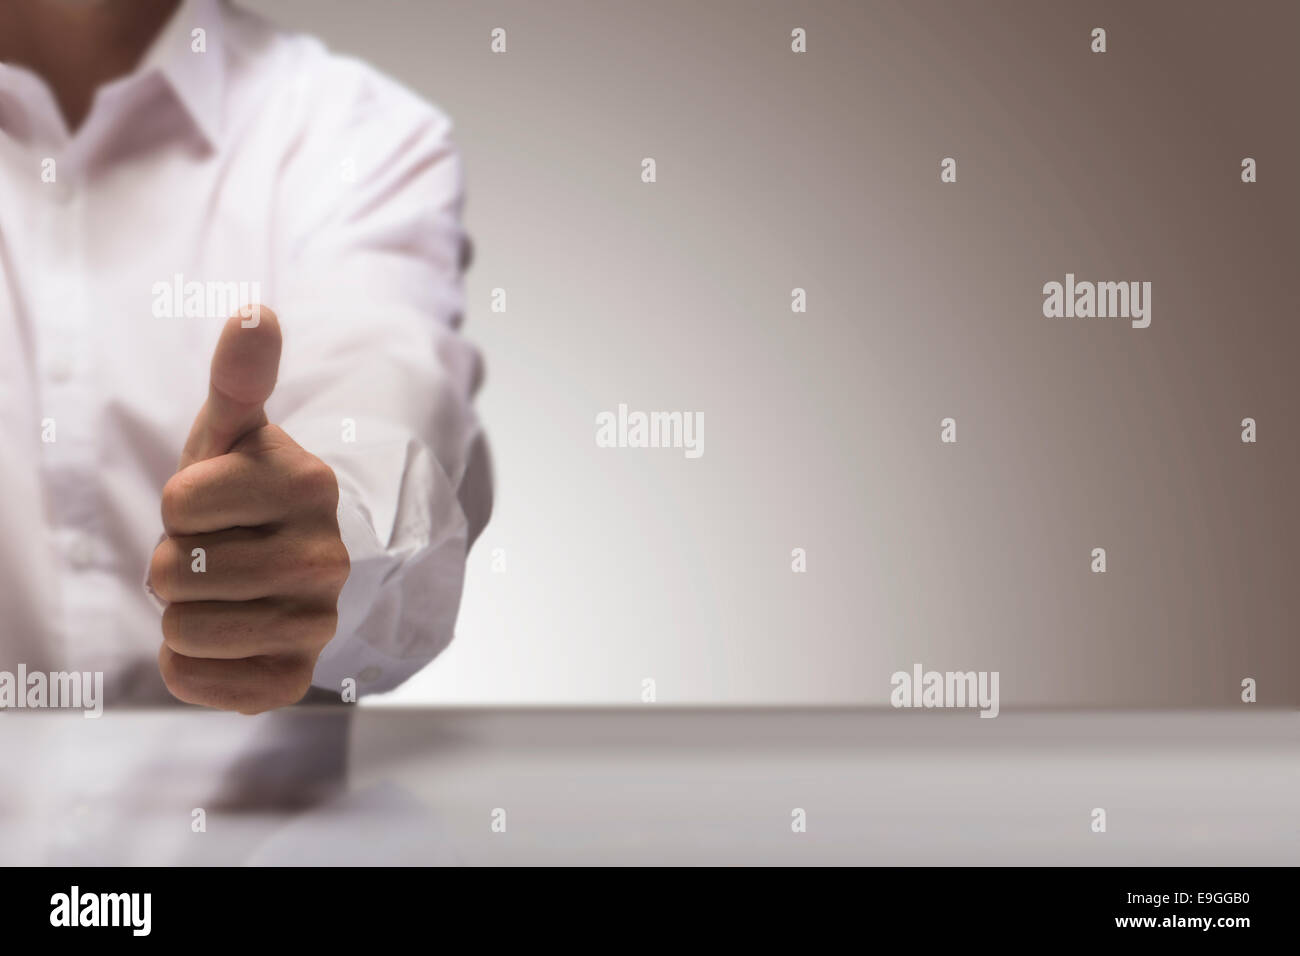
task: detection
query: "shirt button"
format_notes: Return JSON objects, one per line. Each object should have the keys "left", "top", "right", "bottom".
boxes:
{"left": 46, "top": 179, "right": 75, "bottom": 204}
{"left": 358, "top": 666, "right": 382, "bottom": 683}
{"left": 45, "top": 353, "right": 73, "bottom": 382}
{"left": 68, "top": 535, "right": 94, "bottom": 569}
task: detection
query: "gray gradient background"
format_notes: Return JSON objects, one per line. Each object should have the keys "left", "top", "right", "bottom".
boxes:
{"left": 250, "top": 0, "right": 1298, "bottom": 707}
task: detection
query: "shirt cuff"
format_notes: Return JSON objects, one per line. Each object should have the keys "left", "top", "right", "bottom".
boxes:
{"left": 309, "top": 486, "right": 406, "bottom": 697}
{"left": 307, "top": 435, "right": 469, "bottom": 698}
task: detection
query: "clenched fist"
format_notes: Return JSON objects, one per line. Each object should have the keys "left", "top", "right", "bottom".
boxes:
{"left": 149, "top": 307, "right": 350, "bottom": 714}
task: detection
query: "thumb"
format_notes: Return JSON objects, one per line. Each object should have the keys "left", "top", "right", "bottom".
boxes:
{"left": 179, "top": 306, "right": 281, "bottom": 469}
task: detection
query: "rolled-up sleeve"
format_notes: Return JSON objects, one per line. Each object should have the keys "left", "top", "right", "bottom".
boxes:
{"left": 264, "top": 59, "right": 491, "bottom": 697}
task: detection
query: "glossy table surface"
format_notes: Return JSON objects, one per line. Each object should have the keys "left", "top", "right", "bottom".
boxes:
{"left": 1, "top": 707, "right": 1294, "bottom": 865}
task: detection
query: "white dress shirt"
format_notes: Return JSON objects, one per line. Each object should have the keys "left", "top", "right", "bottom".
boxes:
{"left": 0, "top": 0, "right": 491, "bottom": 705}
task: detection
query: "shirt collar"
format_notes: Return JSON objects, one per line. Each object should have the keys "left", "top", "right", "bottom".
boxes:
{"left": 0, "top": 0, "right": 227, "bottom": 148}
{"left": 137, "top": 0, "right": 227, "bottom": 149}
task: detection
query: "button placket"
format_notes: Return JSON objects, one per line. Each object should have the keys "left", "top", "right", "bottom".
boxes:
{"left": 36, "top": 166, "right": 112, "bottom": 660}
